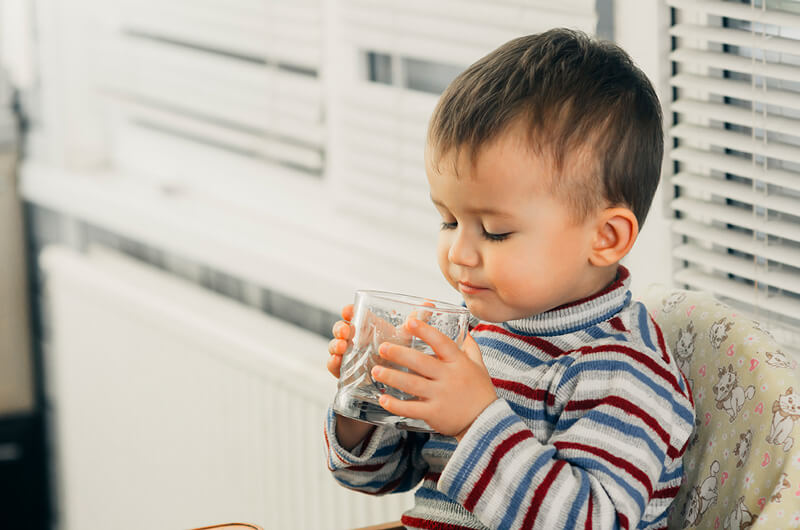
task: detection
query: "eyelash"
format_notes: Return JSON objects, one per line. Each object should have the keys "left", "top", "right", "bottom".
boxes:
{"left": 439, "top": 222, "right": 511, "bottom": 242}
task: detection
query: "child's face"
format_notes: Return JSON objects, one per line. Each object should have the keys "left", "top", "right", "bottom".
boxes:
{"left": 426, "top": 130, "right": 605, "bottom": 323}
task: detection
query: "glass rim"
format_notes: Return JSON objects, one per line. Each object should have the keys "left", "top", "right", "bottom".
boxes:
{"left": 355, "top": 289, "right": 469, "bottom": 314}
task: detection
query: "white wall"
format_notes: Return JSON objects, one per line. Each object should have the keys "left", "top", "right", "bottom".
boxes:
{"left": 615, "top": 0, "right": 675, "bottom": 297}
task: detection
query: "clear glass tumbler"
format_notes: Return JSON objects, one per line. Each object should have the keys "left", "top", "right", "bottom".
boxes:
{"left": 332, "top": 290, "right": 470, "bottom": 432}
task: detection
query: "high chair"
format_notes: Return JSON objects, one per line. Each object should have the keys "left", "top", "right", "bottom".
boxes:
{"left": 639, "top": 285, "right": 800, "bottom": 529}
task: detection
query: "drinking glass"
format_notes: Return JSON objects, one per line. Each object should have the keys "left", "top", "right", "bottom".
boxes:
{"left": 332, "top": 290, "right": 470, "bottom": 432}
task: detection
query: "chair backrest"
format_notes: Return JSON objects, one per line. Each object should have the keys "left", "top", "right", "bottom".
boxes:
{"left": 639, "top": 285, "right": 800, "bottom": 529}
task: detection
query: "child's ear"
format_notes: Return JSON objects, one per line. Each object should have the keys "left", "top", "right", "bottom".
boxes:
{"left": 588, "top": 207, "right": 639, "bottom": 267}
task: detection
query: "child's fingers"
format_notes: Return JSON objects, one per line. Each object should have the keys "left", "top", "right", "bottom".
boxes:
{"left": 408, "top": 301, "right": 435, "bottom": 325}
{"left": 404, "top": 318, "right": 460, "bottom": 362}
{"left": 332, "top": 321, "right": 352, "bottom": 340}
{"left": 341, "top": 304, "right": 354, "bottom": 322}
{"left": 327, "top": 354, "right": 342, "bottom": 378}
{"left": 372, "top": 366, "right": 430, "bottom": 399}
{"left": 328, "top": 338, "right": 348, "bottom": 356}
{"left": 378, "top": 393, "right": 427, "bottom": 420}
{"left": 378, "top": 342, "right": 440, "bottom": 379}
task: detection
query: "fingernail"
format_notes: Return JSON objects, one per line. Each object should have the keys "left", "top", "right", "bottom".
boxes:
{"left": 408, "top": 318, "right": 418, "bottom": 329}
{"left": 379, "top": 395, "right": 389, "bottom": 406}
{"left": 372, "top": 366, "right": 382, "bottom": 377}
{"left": 379, "top": 343, "right": 388, "bottom": 355}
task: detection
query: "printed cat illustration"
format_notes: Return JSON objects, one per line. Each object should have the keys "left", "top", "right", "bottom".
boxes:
{"left": 709, "top": 318, "right": 734, "bottom": 351}
{"left": 733, "top": 430, "right": 752, "bottom": 468}
{"left": 675, "top": 321, "right": 697, "bottom": 383}
{"left": 770, "top": 473, "right": 791, "bottom": 503}
{"left": 713, "top": 364, "right": 756, "bottom": 422}
{"left": 766, "top": 387, "right": 800, "bottom": 452}
{"left": 765, "top": 349, "right": 796, "bottom": 370}
{"left": 663, "top": 292, "right": 687, "bottom": 313}
{"left": 683, "top": 460, "right": 719, "bottom": 528}
{"left": 723, "top": 496, "right": 753, "bottom": 530}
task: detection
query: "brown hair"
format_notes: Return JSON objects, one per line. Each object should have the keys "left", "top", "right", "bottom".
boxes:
{"left": 427, "top": 28, "right": 663, "bottom": 227}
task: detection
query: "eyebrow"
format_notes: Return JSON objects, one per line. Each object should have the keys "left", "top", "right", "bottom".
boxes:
{"left": 430, "top": 195, "right": 513, "bottom": 217}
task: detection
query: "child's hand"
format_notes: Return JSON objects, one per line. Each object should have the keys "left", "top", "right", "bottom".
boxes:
{"left": 327, "top": 304, "right": 354, "bottom": 379}
{"left": 370, "top": 318, "right": 497, "bottom": 440}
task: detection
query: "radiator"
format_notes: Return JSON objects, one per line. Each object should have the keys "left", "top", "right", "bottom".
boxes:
{"left": 40, "top": 245, "right": 413, "bottom": 530}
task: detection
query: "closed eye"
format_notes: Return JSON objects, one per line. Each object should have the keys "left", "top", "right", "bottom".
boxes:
{"left": 440, "top": 221, "right": 457, "bottom": 230}
{"left": 483, "top": 230, "right": 512, "bottom": 242}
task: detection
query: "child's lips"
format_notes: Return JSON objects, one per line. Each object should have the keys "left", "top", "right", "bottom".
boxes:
{"left": 458, "top": 281, "right": 487, "bottom": 295}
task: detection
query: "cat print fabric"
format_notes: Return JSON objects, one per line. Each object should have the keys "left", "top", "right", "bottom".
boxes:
{"left": 639, "top": 286, "right": 800, "bottom": 529}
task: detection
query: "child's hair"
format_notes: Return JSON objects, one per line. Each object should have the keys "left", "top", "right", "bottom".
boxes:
{"left": 427, "top": 28, "right": 663, "bottom": 227}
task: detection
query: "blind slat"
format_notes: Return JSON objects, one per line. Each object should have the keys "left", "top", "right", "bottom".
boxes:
{"left": 672, "top": 219, "right": 800, "bottom": 270}
{"left": 672, "top": 98, "right": 800, "bottom": 139}
{"left": 673, "top": 171, "right": 800, "bottom": 217}
{"left": 671, "top": 123, "right": 800, "bottom": 166}
{"left": 671, "top": 48, "right": 800, "bottom": 84}
{"left": 671, "top": 197, "right": 800, "bottom": 243}
{"left": 670, "top": 23, "right": 800, "bottom": 56}
{"left": 674, "top": 268, "right": 800, "bottom": 323}
{"left": 671, "top": 73, "right": 800, "bottom": 110}
{"left": 674, "top": 243, "right": 800, "bottom": 295}
{"left": 670, "top": 146, "right": 800, "bottom": 193}
{"left": 666, "top": 0, "right": 800, "bottom": 28}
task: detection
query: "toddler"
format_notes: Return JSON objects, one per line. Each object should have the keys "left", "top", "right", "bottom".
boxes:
{"left": 324, "top": 28, "right": 695, "bottom": 530}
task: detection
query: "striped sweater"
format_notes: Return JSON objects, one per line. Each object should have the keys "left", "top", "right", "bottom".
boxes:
{"left": 324, "top": 267, "right": 695, "bottom": 529}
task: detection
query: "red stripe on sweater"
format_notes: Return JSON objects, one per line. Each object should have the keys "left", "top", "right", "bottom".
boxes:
{"left": 653, "top": 485, "right": 681, "bottom": 498}
{"left": 424, "top": 471, "right": 441, "bottom": 483}
{"left": 650, "top": 316, "right": 671, "bottom": 365}
{"left": 584, "top": 493, "right": 593, "bottom": 530}
{"left": 564, "top": 396, "right": 682, "bottom": 459}
{"left": 521, "top": 459, "right": 567, "bottom": 528}
{"left": 619, "top": 512, "right": 629, "bottom": 530}
{"left": 472, "top": 323, "right": 566, "bottom": 358}
{"left": 555, "top": 441, "right": 653, "bottom": 498}
{"left": 464, "top": 429, "right": 533, "bottom": 511}
{"left": 577, "top": 343, "right": 685, "bottom": 397}
{"left": 609, "top": 316, "right": 627, "bottom": 332}
{"left": 400, "top": 515, "right": 476, "bottom": 530}
{"left": 492, "top": 378, "right": 554, "bottom": 406}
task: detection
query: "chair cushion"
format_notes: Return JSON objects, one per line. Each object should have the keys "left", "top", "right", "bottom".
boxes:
{"left": 638, "top": 285, "right": 800, "bottom": 529}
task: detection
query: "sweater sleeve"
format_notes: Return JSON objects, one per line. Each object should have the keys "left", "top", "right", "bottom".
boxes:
{"left": 437, "top": 344, "right": 695, "bottom": 529}
{"left": 323, "top": 407, "right": 430, "bottom": 495}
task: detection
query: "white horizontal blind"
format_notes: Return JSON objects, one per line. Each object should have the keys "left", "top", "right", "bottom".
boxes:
{"left": 96, "top": 0, "right": 325, "bottom": 177}
{"left": 330, "top": 0, "right": 598, "bottom": 232}
{"left": 668, "top": 0, "right": 800, "bottom": 351}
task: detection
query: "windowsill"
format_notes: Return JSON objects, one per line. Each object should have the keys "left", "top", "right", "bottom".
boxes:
{"left": 19, "top": 159, "right": 455, "bottom": 316}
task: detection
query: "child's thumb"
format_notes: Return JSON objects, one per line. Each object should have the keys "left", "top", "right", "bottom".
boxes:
{"left": 463, "top": 333, "right": 486, "bottom": 370}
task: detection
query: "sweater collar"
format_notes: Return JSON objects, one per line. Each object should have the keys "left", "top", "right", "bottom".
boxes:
{"left": 501, "top": 266, "right": 632, "bottom": 337}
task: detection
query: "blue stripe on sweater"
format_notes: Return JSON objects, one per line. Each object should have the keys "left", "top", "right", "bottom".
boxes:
{"left": 636, "top": 303, "right": 656, "bottom": 351}
{"left": 449, "top": 413, "right": 519, "bottom": 500}
{"left": 568, "top": 456, "right": 646, "bottom": 513}
{"left": 555, "top": 411, "right": 665, "bottom": 463}
{"left": 475, "top": 337, "right": 574, "bottom": 368}
{"left": 564, "top": 467, "right": 592, "bottom": 530}
{"left": 660, "top": 463, "right": 684, "bottom": 482}
{"left": 424, "top": 440, "right": 457, "bottom": 452}
{"left": 414, "top": 485, "right": 453, "bottom": 503}
{"left": 559, "top": 360, "right": 695, "bottom": 425}
{"left": 585, "top": 324, "right": 628, "bottom": 342}
{"left": 499, "top": 447, "right": 557, "bottom": 530}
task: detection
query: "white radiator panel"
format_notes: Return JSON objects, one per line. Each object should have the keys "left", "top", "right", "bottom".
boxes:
{"left": 40, "top": 245, "right": 413, "bottom": 530}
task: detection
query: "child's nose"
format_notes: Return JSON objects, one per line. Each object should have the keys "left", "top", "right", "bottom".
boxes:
{"left": 448, "top": 230, "right": 480, "bottom": 267}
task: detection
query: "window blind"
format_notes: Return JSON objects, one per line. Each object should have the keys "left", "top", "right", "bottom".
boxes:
{"left": 97, "top": 0, "right": 325, "bottom": 177}
{"left": 330, "top": 0, "right": 599, "bottom": 233}
{"left": 668, "top": 0, "right": 800, "bottom": 351}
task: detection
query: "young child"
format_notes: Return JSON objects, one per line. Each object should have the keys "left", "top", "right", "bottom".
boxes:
{"left": 324, "top": 28, "right": 695, "bottom": 530}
